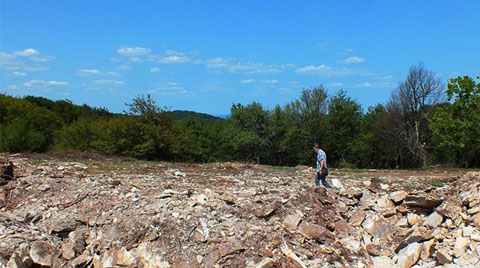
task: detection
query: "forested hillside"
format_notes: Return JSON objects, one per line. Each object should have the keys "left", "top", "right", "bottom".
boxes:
{"left": 1, "top": 65, "right": 479, "bottom": 168}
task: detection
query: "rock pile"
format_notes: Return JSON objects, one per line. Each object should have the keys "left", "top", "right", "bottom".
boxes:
{"left": 0, "top": 155, "right": 479, "bottom": 267}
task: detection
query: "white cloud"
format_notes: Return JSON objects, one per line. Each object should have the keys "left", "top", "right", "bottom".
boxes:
{"left": 240, "top": 79, "right": 255, "bottom": 83}
{"left": 326, "top": 82, "right": 344, "bottom": 87}
{"left": 76, "top": 69, "right": 119, "bottom": 76}
{"left": 207, "top": 57, "right": 292, "bottom": 74}
{"left": 117, "top": 64, "right": 131, "bottom": 70}
{"left": 261, "top": 79, "right": 278, "bottom": 84}
{"left": 8, "top": 85, "right": 18, "bottom": 89}
{"left": 296, "top": 64, "right": 365, "bottom": 77}
{"left": 318, "top": 42, "right": 329, "bottom": 48}
{"left": 337, "top": 56, "right": 365, "bottom": 64}
{"left": 150, "top": 67, "right": 161, "bottom": 73}
{"left": 24, "top": 80, "right": 69, "bottom": 87}
{"left": 93, "top": 80, "right": 125, "bottom": 85}
{"left": 0, "top": 48, "right": 53, "bottom": 71}
{"left": 117, "top": 46, "right": 151, "bottom": 56}
{"left": 10, "top": 71, "right": 27, "bottom": 77}
{"left": 353, "top": 81, "right": 393, "bottom": 88}
{"left": 152, "top": 82, "right": 188, "bottom": 96}
{"left": 12, "top": 48, "right": 39, "bottom": 57}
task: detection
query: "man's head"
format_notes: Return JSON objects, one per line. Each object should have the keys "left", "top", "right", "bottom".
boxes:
{"left": 313, "top": 143, "right": 320, "bottom": 153}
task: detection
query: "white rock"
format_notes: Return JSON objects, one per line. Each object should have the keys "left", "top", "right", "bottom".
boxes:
{"left": 331, "top": 179, "right": 345, "bottom": 191}
{"left": 372, "top": 256, "right": 395, "bottom": 268}
{"left": 397, "top": 242, "right": 423, "bottom": 268}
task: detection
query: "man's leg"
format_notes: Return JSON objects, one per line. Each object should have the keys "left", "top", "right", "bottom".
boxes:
{"left": 315, "top": 172, "right": 320, "bottom": 186}
{"left": 321, "top": 173, "right": 332, "bottom": 188}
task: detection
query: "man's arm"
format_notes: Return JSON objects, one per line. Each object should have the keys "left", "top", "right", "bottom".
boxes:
{"left": 319, "top": 159, "right": 324, "bottom": 174}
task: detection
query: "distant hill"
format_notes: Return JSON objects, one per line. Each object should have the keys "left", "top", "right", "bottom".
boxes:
{"left": 169, "top": 110, "right": 224, "bottom": 123}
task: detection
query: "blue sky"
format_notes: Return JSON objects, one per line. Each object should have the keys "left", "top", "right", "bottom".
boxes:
{"left": 1, "top": 1, "right": 479, "bottom": 116}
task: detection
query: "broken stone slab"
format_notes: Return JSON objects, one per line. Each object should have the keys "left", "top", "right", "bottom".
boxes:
{"left": 390, "top": 190, "right": 408, "bottom": 203}
{"left": 423, "top": 211, "right": 443, "bottom": 228}
{"left": 436, "top": 249, "right": 452, "bottom": 264}
{"left": 372, "top": 256, "right": 396, "bottom": 268}
{"left": 404, "top": 194, "right": 443, "bottom": 209}
{"left": 331, "top": 179, "right": 345, "bottom": 191}
{"left": 348, "top": 209, "right": 366, "bottom": 226}
{"left": 298, "top": 221, "right": 334, "bottom": 242}
{"left": 368, "top": 216, "right": 395, "bottom": 240}
{"left": 396, "top": 242, "right": 423, "bottom": 268}
{"left": 454, "top": 237, "right": 470, "bottom": 258}
{"left": 334, "top": 219, "right": 354, "bottom": 238}
{"left": 280, "top": 242, "right": 307, "bottom": 268}
{"left": 283, "top": 214, "right": 302, "bottom": 230}
{"left": 29, "top": 241, "right": 59, "bottom": 267}
{"left": 437, "top": 199, "right": 462, "bottom": 220}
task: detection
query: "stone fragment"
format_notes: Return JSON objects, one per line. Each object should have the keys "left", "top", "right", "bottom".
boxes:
{"left": 377, "top": 196, "right": 395, "bottom": 210}
{"left": 298, "top": 221, "right": 333, "bottom": 242}
{"left": 396, "top": 217, "right": 409, "bottom": 227}
{"left": 396, "top": 242, "right": 423, "bottom": 268}
{"left": 372, "top": 256, "right": 395, "bottom": 268}
{"left": 473, "top": 213, "right": 480, "bottom": 228}
{"left": 390, "top": 190, "right": 408, "bottom": 203}
{"left": 369, "top": 216, "right": 395, "bottom": 239}
{"left": 407, "top": 213, "right": 423, "bottom": 226}
{"left": 349, "top": 209, "right": 366, "bottom": 226}
{"left": 29, "top": 241, "right": 58, "bottom": 267}
{"left": 280, "top": 243, "right": 307, "bottom": 268}
{"left": 437, "top": 199, "right": 462, "bottom": 220}
{"left": 404, "top": 194, "right": 442, "bottom": 209}
{"left": 331, "top": 179, "right": 345, "bottom": 191}
{"left": 421, "top": 239, "right": 435, "bottom": 261}
{"left": 283, "top": 214, "right": 301, "bottom": 230}
{"left": 254, "top": 258, "right": 275, "bottom": 268}
{"left": 334, "top": 219, "right": 354, "bottom": 238}
{"left": 116, "top": 248, "right": 136, "bottom": 266}
{"left": 423, "top": 211, "right": 443, "bottom": 228}
{"left": 70, "top": 251, "right": 92, "bottom": 268}
{"left": 6, "top": 253, "right": 26, "bottom": 268}
{"left": 454, "top": 237, "right": 470, "bottom": 257}
{"left": 436, "top": 250, "right": 452, "bottom": 264}
{"left": 366, "top": 243, "right": 381, "bottom": 256}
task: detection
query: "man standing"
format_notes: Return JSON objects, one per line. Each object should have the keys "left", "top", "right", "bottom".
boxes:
{"left": 313, "top": 144, "right": 332, "bottom": 188}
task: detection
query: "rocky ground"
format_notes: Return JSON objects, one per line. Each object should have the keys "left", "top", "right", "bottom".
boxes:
{"left": 1, "top": 153, "right": 479, "bottom": 268}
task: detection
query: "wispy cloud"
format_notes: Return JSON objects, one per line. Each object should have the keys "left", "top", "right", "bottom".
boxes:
{"left": 240, "top": 79, "right": 255, "bottom": 83}
{"left": 76, "top": 69, "right": 119, "bottom": 76}
{"left": 261, "top": 79, "right": 278, "bottom": 84}
{"left": 117, "top": 46, "right": 151, "bottom": 56}
{"left": 150, "top": 82, "right": 188, "bottom": 96}
{"left": 150, "top": 67, "right": 161, "bottom": 73}
{"left": 0, "top": 48, "right": 53, "bottom": 71}
{"left": 10, "top": 71, "right": 27, "bottom": 77}
{"left": 93, "top": 80, "right": 125, "bottom": 85}
{"left": 206, "top": 57, "right": 293, "bottom": 74}
{"left": 23, "top": 79, "right": 69, "bottom": 87}
{"left": 353, "top": 81, "right": 393, "bottom": 88}
{"left": 337, "top": 56, "right": 365, "bottom": 64}
{"left": 296, "top": 64, "right": 364, "bottom": 77}
{"left": 326, "top": 82, "right": 344, "bottom": 87}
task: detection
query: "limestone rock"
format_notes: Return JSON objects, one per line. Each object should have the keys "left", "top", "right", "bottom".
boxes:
{"left": 29, "top": 241, "right": 58, "bottom": 267}
{"left": 423, "top": 211, "right": 443, "bottom": 228}
{"left": 390, "top": 190, "right": 408, "bottom": 203}
{"left": 283, "top": 214, "right": 302, "bottom": 230}
{"left": 396, "top": 242, "right": 423, "bottom": 268}
{"left": 298, "top": 221, "right": 333, "bottom": 242}
{"left": 349, "top": 209, "right": 366, "bottom": 226}
{"left": 372, "top": 256, "right": 395, "bottom": 268}
{"left": 436, "top": 250, "right": 452, "bottom": 264}
{"left": 454, "top": 237, "right": 470, "bottom": 257}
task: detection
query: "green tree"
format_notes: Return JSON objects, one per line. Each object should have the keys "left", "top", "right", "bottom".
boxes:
{"left": 430, "top": 76, "right": 480, "bottom": 167}
{"left": 325, "top": 90, "right": 362, "bottom": 167}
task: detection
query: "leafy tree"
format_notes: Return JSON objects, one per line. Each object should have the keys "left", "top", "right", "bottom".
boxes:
{"left": 430, "top": 76, "right": 480, "bottom": 167}
{"left": 325, "top": 90, "right": 362, "bottom": 167}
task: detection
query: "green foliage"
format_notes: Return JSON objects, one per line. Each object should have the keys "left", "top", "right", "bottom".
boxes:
{"left": 1, "top": 73, "right": 479, "bottom": 168}
{"left": 430, "top": 76, "right": 480, "bottom": 167}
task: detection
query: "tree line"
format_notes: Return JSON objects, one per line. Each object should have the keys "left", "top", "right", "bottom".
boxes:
{"left": 1, "top": 63, "right": 479, "bottom": 168}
